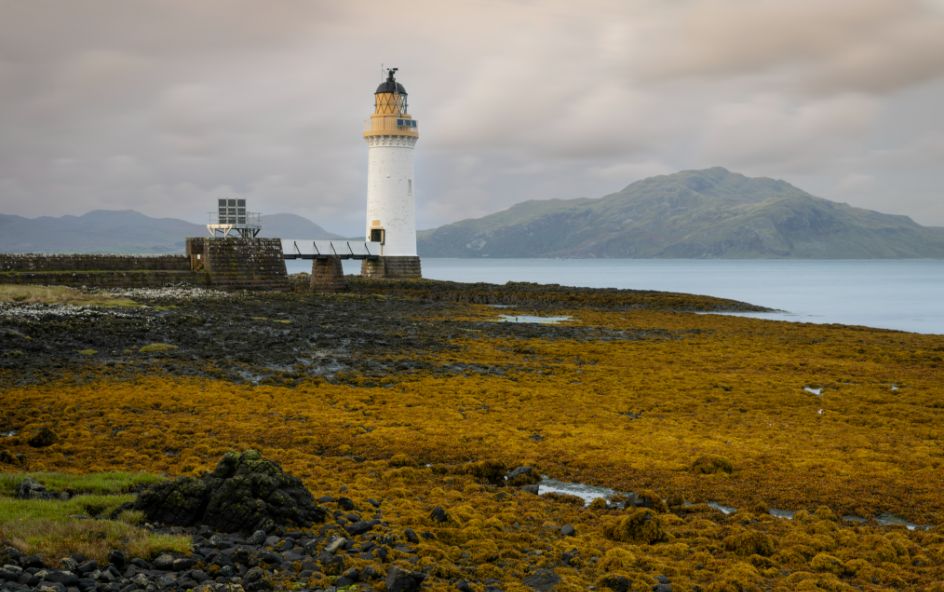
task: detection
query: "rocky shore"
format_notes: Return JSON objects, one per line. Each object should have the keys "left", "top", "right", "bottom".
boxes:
{"left": 3, "top": 281, "right": 944, "bottom": 590}
{"left": 1, "top": 460, "right": 432, "bottom": 592}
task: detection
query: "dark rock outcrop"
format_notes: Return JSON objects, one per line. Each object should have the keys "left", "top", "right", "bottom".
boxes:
{"left": 15, "top": 477, "right": 61, "bottom": 500}
{"left": 27, "top": 427, "right": 57, "bottom": 448}
{"left": 135, "top": 450, "right": 325, "bottom": 533}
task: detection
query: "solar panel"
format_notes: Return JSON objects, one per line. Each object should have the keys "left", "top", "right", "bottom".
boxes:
{"left": 313, "top": 240, "right": 336, "bottom": 256}
{"left": 348, "top": 242, "right": 370, "bottom": 257}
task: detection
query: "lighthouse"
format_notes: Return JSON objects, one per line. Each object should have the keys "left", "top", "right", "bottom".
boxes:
{"left": 362, "top": 67, "right": 422, "bottom": 278}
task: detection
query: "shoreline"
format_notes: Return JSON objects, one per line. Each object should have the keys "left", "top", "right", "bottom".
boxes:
{"left": 2, "top": 282, "right": 944, "bottom": 590}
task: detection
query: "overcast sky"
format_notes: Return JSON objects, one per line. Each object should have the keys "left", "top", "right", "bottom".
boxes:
{"left": 2, "top": 0, "right": 944, "bottom": 234}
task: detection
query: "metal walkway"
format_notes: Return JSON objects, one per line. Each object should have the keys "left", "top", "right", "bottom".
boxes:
{"left": 281, "top": 240, "right": 382, "bottom": 260}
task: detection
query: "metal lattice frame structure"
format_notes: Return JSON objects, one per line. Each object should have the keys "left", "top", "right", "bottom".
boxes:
{"left": 207, "top": 198, "right": 262, "bottom": 238}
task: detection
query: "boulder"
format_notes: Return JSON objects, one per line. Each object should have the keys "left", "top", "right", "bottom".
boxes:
{"left": 135, "top": 450, "right": 326, "bottom": 533}
{"left": 523, "top": 569, "right": 560, "bottom": 592}
{"left": 386, "top": 566, "right": 426, "bottom": 592}
{"left": 15, "top": 478, "right": 56, "bottom": 500}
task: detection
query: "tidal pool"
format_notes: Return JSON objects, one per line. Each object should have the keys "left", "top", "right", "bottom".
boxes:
{"left": 499, "top": 315, "right": 571, "bottom": 324}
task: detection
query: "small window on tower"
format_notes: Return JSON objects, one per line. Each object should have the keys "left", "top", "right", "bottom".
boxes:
{"left": 370, "top": 228, "right": 385, "bottom": 244}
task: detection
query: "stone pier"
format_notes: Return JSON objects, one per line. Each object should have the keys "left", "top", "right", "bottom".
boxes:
{"left": 311, "top": 257, "right": 346, "bottom": 291}
{"left": 360, "top": 256, "right": 422, "bottom": 279}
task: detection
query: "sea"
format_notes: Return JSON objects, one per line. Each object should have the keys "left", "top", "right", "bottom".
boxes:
{"left": 285, "top": 259, "right": 944, "bottom": 335}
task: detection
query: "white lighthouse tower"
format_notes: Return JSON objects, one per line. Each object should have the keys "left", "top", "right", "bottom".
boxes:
{"left": 362, "top": 67, "right": 422, "bottom": 278}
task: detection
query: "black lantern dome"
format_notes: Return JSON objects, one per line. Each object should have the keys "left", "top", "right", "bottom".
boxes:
{"left": 376, "top": 68, "right": 407, "bottom": 95}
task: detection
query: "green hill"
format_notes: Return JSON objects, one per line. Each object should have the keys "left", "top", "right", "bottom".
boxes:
{"left": 418, "top": 167, "right": 944, "bottom": 258}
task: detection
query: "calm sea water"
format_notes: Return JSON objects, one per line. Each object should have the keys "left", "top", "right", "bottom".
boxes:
{"left": 286, "top": 259, "right": 944, "bottom": 334}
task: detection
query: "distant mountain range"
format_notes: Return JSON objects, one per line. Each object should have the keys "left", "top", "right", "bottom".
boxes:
{"left": 0, "top": 210, "right": 342, "bottom": 254}
{"left": 4, "top": 168, "right": 944, "bottom": 258}
{"left": 418, "top": 167, "right": 944, "bottom": 258}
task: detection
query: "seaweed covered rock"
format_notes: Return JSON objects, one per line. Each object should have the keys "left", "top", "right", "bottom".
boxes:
{"left": 27, "top": 427, "right": 58, "bottom": 448}
{"left": 603, "top": 509, "right": 667, "bottom": 544}
{"left": 135, "top": 450, "right": 325, "bottom": 533}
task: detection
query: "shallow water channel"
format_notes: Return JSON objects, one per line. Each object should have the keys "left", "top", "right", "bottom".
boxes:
{"left": 498, "top": 314, "right": 571, "bottom": 324}
{"left": 537, "top": 477, "right": 930, "bottom": 530}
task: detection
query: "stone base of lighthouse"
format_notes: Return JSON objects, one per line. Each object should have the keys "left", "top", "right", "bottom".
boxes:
{"left": 361, "top": 256, "right": 422, "bottom": 279}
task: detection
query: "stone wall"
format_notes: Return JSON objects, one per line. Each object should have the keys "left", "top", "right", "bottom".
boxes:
{"left": 186, "top": 237, "right": 288, "bottom": 290}
{"left": 0, "top": 239, "right": 289, "bottom": 290}
{"left": 0, "top": 253, "right": 190, "bottom": 272}
{"left": 361, "top": 256, "right": 422, "bottom": 279}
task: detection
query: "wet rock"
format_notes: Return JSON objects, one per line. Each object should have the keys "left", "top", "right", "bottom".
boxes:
{"left": 107, "top": 550, "right": 126, "bottom": 569}
{"left": 346, "top": 520, "right": 377, "bottom": 536}
{"left": 190, "top": 568, "right": 209, "bottom": 583}
{"left": 173, "top": 557, "right": 196, "bottom": 571}
{"left": 21, "top": 555, "right": 45, "bottom": 569}
{"left": 27, "top": 427, "right": 58, "bottom": 448}
{"left": 386, "top": 565, "right": 426, "bottom": 592}
{"left": 429, "top": 506, "right": 449, "bottom": 523}
{"left": 523, "top": 569, "right": 560, "bottom": 592}
{"left": 324, "top": 537, "right": 349, "bottom": 554}
{"left": 247, "top": 530, "right": 267, "bottom": 545}
{"left": 44, "top": 570, "right": 80, "bottom": 586}
{"left": 135, "top": 450, "right": 326, "bottom": 533}
{"left": 599, "top": 574, "right": 631, "bottom": 592}
{"left": 403, "top": 528, "right": 420, "bottom": 544}
{"left": 506, "top": 466, "right": 540, "bottom": 486}
{"left": 15, "top": 478, "right": 56, "bottom": 500}
{"left": 153, "top": 553, "right": 175, "bottom": 570}
{"left": 131, "top": 573, "right": 150, "bottom": 587}
{"left": 0, "top": 565, "right": 23, "bottom": 580}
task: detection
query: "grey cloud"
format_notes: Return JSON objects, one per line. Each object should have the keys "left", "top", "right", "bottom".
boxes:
{"left": 1, "top": 0, "right": 943, "bottom": 232}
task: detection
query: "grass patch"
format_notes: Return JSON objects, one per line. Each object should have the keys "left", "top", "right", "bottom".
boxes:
{"left": 0, "top": 518, "right": 190, "bottom": 564}
{"left": 0, "top": 471, "right": 164, "bottom": 496}
{"left": 0, "top": 494, "right": 135, "bottom": 521}
{"left": 0, "top": 471, "right": 187, "bottom": 564}
{"left": 0, "top": 285, "right": 137, "bottom": 307}
{"left": 138, "top": 343, "right": 177, "bottom": 354}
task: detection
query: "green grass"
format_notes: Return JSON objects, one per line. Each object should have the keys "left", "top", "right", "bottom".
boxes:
{"left": 0, "top": 518, "right": 190, "bottom": 565}
{"left": 0, "top": 285, "right": 137, "bottom": 307}
{"left": 0, "top": 471, "right": 164, "bottom": 496}
{"left": 0, "top": 471, "right": 188, "bottom": 564}
{"left": 0, "top": 494, "right": 134, "bottom": 521}
{"left": 138, "top": 342, "right": 178, "bottom": 354}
